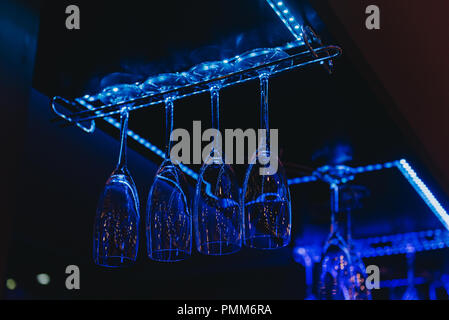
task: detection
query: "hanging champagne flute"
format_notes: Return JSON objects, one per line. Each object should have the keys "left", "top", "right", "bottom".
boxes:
{"left": 341, "top": 185, "right": 372, "bottom": 300}
{"left": 237, "top": 48, "right": 292, "bottom": 249}
{"left": 93, "top": 84, "right": 142, "bottom": 267}
{"left": 318, "top": 181, "right": 355, "bottom": 300}
{"left": 187, "top": 60, "right": 242, "bottom": 255}
{"left": 143, "top": 73, "right": 192, "bottom": 262}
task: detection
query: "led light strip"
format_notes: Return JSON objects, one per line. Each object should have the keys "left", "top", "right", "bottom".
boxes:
{"left": 356, "top": 229, "right": 449, "bottom": 258}
{"left": 76, "top": 98, "right": 199, "bottom": 180}
{"left": 265, "top": 0, "right": 304, "bottom": 41}
{"left": 288, "top": 175, "right": 318, "bottom": 185}
{"left": 294, "top": 229, "right": 449, "bottom": 261}
{"left": 397, "top": 159, "right": 449, "bottom": 231}
{"left": 288, "top": 160, "right": 449, "bottom": 232}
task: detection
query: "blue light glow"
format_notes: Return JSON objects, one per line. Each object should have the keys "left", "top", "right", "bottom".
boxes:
{"left": 288, "top": 161, "right": 398, "bottom": 186}
{"left": 52, "top": 96, "right": 95, "bottom": 133}
{"left": 397, "top": 159, "right": 449, "bottom": 231}
{"left": 356, "top": 228, "right": 449, "bottom": 258}
{"left": 288, "top": 159, "right": 449, "bottom": 232}
{"left": 380, "top": 277, "right": 426, "bottom": 288}
{"left": 265, "top": 0, "right": 303, "bottom": 41}
{"left": 76, "top": 98, "right": 198, "bottom": 181}
{"left": 294, "top": 228, "right": 449, "bottom": 262}
{"left": 288, "top": 175, "right": 318, "bottom": 185}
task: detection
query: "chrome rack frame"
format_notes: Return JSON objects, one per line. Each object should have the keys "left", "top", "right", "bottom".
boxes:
{"left": 51, "top": 29, "right": 341, "bottom": 131}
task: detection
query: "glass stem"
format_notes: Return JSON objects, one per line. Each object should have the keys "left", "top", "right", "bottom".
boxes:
{"left": 116, "top": 107, "right": 129, "bottom": 171}
{"left": 260, "top": 73, "right": 270, "bottom": 154}
{"left": 210, "top": 85, "right": 220, "bottom": 132}
{"left": 210, "top": 84, "right": 220, "bottom": 154}
{"left": 330, "top": 183, "right": 339, "bottom": 235}
{"left": 164, "top": 98, "right": 174, "bottom": 159}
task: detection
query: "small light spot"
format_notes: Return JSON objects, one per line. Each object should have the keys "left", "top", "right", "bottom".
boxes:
{"left": 37, "top": 273, "right": 50, "bottom": 285}
{"left": 6, "top": 278, "right": 16, "bottom": 290}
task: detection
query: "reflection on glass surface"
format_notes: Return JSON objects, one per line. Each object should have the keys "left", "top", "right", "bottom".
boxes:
{"left": 188, "top": 60, "right": 242, "bottom": 256}
{"left": 94, "top": 86, "right": 141, "bottom": 267}
{"left": 238, "top": 48, "right": 292, "bottom": 250}
{"left": 144, "top": 73, "right": 192, "bottom": 262}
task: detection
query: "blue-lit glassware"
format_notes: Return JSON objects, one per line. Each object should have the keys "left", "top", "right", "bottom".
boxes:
{"left": 318, "top": 184, "right": 355, "bottom": 299}
{"left": 93, "top": 84, "right": 142, "bottom": 267}
{"left": 188, "top": 61, "right": 242, "bottom": 255}
{"left": 346, "top": 210, "right": 372, "bottom": 300}
{"left": 339, "top": 185, "right": 372, "bottom": 300}
{"left": 402, "top": 245, "right": 420, "bottom": 300}
{"left": 143, "top": 73, "right": 192, "bottom": 262}
{"left": 295, "top": 247, "right": 318, "bottom": 300}
{"left": 237, "top": 48, "right": 292, "bottom": 249}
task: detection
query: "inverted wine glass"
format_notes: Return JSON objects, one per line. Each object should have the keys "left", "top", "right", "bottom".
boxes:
{"left": 318, "top": 183, "right": 356, "bottom": 300}
{"left": 237, "top": 48, "right": 292, "bottom": 249}
{"left": 93, "top": 84, "right": 142, "bottom": 267}
{"left": 188, "top": 60, "right": 242, "bottom": 256}
{"left": 342, "top": 186, "right": 372, "bottom": 300}
{"left": 142, "top": 73, "right": 192, "bottom": 262}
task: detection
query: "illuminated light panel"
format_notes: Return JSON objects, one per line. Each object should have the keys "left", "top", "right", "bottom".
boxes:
{"left": 76, "top": 99, "right": 199, "bottom": 181}
{"left": 265, "top": 0, "right": 303, "bottom": 41}
{"left": 397, "top": 159, "right": 449, "bottom": 231}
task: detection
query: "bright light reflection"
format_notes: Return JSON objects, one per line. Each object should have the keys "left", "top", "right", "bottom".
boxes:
{"left": 36, "top": 273, "right": 51, "bottom": 285}
{"left": 6, "top": 278, "right": 16, "bottom": 290}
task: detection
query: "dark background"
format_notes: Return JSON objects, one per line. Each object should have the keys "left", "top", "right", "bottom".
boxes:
{"left": 2, "top": 0, "right": 448, "bottom": 299}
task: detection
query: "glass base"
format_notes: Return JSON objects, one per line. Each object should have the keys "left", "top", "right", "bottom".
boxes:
{"left": 244, "top": 235, "right": 289, "bottom": 250}
{"left": 95, "top": 255, "right": 136, "bottom": 268}
{"left": 150, "top": 249, "right": 190, "bottom": 262}
{"left": 197, "top": 241, "right": 241, "bottom": 256}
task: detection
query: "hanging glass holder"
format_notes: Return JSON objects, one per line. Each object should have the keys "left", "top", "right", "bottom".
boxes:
{"left": 50, "top": 26, "right": 341, "bottom": 134}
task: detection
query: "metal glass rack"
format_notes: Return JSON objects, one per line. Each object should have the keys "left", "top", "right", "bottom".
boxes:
{"left": 50, "top": 0, "right": 343, "bottom": 182}
{"left": 51, "top": 30, "right": 341, "bottom": 130}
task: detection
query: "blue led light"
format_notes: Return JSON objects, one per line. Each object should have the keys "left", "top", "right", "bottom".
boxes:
{"left": 380, "top": 277, "right": 426, "bottom": 288}
{"left": 396, "top": 159, "right": 449, "bottom": 231}
{"left": 295, "top": 228, "right": 449, "bottom": 262}
{"left": 76, "top": 98, "right": 199, "bottom": 181}
{"left": 288, "top": 175, "right": 318, "bottom": 186}
{"left": 288, "top": 159, "right": 449, "bottom": 235}
{"left": 356, "top": 228, "right": 449, "bottom": 258}
{"left": 265, "top": 0, "right": 303, "bottom": 41}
